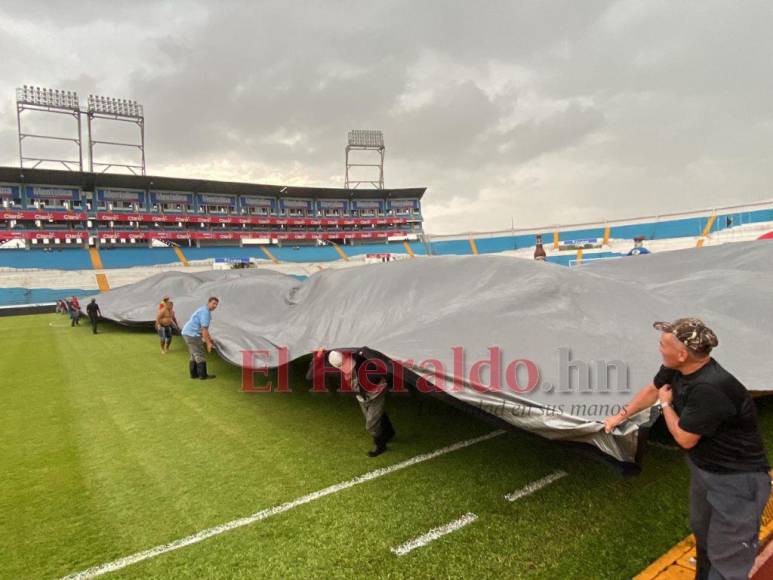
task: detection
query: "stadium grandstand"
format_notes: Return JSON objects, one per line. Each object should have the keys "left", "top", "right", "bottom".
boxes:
{"left": 0, "top": 166, "right": 424, "bottom": 249}
{"left": 1, "top": 165, "right": 772, "bottom": 266}
{"left": 1, "top": 165, "right": 772, "bottom": 307}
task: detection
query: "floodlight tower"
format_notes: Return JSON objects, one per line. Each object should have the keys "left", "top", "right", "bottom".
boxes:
{"left": 16, "top": 85, "right": 83, "bottom": 170}
{"left": 87, "top": 94, "right": 146, "bottom": 175}
{"left": 345, "top": 129, "right": 385, "bottom": 190}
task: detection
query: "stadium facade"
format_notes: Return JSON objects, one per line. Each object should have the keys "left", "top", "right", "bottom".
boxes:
{"left": 0, "top": 166, "right": 425, "bottom": 248}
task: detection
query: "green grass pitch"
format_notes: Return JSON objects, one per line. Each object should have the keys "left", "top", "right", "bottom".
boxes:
{"left": 2, "top": 313, "right": 772, "bottom": 579}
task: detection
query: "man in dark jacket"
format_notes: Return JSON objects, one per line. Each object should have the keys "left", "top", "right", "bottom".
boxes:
{"left": 329, "top": 349, "right": 396, "bottom": 457}
{"left": 86, "top": 298, "right": 101, "bottom": 334}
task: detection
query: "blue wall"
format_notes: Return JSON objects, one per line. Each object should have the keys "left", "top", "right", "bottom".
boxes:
{"left": 263, "top": 241, "right": 426, "bottom": 262}
{"left": 343, "top": 241, "right": 427, "bottom": 258}
{"left": 0, "top": 249, "right": 92, "bottom": 270}
{"left": 546, "top": 251, "right": 623, "bottom": 266}
{"left": 431, "top": 239, "right": 474, "bottom": 255}
{"left": 183, "top": 247, "right": 265, "bottom": 261}
{"left": 271, "top": 246, "right": 340, "bottom": 262}
{"left": 428, "top": 208, "right": 773, "bottom": 257}
{"left": 0, "top": 287, "right": 91, "bottom": 306}
{"left": 99, "top": 247, "right": 179, "bottom": 268}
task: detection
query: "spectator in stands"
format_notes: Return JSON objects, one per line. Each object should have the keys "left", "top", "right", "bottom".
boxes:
{"left": 69, "top": 296, "right": 81, "bottom": 327}
{"left": 156, "top": 300, "right": 180, "bottom": 354}
{"left": 603, "top": 319, "right": 769, "bottom": 580}
{"left": 328, "top": 349, "right": 396, "bottom": 457}
{"left": 86, "top": 298, "right": 101, "bottom": 334}
{"left": 181, "top": 297, "right": 219, "bottom": 380}
{"left": 627, "top": 236, "right": 651, "bottom": 256}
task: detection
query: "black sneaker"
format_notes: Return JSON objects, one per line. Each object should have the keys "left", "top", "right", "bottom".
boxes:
{"left": 367, "top": 444, "right": 387, "bottom": 457}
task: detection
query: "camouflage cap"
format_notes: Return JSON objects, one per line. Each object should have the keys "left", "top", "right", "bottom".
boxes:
{"left": 653, "top": 317, "right": 719, "bottom": 353}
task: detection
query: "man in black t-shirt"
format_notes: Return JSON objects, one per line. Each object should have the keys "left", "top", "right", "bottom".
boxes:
{"left": 86, "top": 298, "right": 101, "bottom": 335}
{"left": 604, "top": 318, "right": 770, "bottom": 580}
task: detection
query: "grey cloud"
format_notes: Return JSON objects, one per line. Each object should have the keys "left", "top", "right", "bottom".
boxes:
{"left": 0, "top": 1, "right": 195, "bottom": 26}
{"left": 389, "top": 81, "right": 507, "bottom": 165}
{"left": 0, "top": 1, "right": 771, "bottom": 234}
{"left": 496, "top": 103, "right": 605, "bottom": 164}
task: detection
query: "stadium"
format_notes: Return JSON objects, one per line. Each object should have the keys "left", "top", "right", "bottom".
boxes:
{"left": 3, "top": 14, "right": 773, "bottom": 579}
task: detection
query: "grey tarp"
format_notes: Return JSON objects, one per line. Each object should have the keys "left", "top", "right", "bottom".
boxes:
{"left": 92, "top": 240, "right": 773, "bottom": 464}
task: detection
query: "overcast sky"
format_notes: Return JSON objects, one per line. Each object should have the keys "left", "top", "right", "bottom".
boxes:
{"left": 1, "top": 1, "right": 771, "bottom": 234}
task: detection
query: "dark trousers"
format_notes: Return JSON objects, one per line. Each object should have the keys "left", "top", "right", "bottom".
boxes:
{"left": 688, "top": 458, "right": 770, "bottom": 580}
{"left": 358, "top": 389, "right": 387, "bottom": 438}
{"left": 183, "top": 335, "right": 207, "bottom": 363}
{"left": 88, "top": 314, "right": 98, "bottom": 334}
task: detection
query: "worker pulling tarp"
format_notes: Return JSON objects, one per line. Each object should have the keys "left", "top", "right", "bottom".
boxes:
{"left": 92, "top": 240, "right": 773, "bottom": 465}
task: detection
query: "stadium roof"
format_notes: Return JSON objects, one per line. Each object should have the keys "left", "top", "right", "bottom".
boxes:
{"left": 0, "top": 166, "right": 426, "bottom": 200}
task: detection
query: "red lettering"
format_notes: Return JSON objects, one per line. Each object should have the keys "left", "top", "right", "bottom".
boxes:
{"left": 241, "top": 350, "right": 273, "bottom": 393}
{"left": 416, "top": 358, "right": 445, "bottom": 393}
{"left": 505, "top": 359, "right": 540, "bottom": 393}
{"left": 358, "top": 358, "right": 387, "bottom": 393}
{"left": 469, "top": 347, "right": 502, "bottom": 393}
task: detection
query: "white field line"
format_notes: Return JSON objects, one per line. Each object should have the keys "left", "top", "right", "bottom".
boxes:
{"left": 391, "top": 513, "right": 478, "bottom": 557}
{"left": 504, "top": 470, "right": 568, "bottom": 502}
{"left": 62, "top": 430, "right": 505, "bottom": 579}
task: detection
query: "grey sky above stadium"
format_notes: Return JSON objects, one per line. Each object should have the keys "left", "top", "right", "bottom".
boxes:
{"left": 0, "top": 1, "right": 771, "bottom": 234}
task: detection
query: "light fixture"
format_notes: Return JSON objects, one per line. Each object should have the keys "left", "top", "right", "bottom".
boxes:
{"left": 347, "top": 129, "right": 384, "bottom": 148}
{"left": 16, "top": 85, "right": 81, "bottom": 111}
{"left": 87, "top": 94, "right": 144, "bottom": 118}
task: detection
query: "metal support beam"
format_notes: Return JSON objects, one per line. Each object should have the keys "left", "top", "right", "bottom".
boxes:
{"left": 87, "top": 102, "right": 146, "bottom": 176}
{"left": 345, "top": 130, "right": 385, "bottom": 190}
{"left": 15, "top": 86, "right": 147, "bottom": 175}
{"left": 16, "top": 90, "right": 83, "bottom": 171}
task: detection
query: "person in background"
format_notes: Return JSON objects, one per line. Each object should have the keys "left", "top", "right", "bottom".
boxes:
{"left": 86, "top": 298, "right": 101, "bottom": 334}
{"left": 69, "top": 295, "right": 81, "bottom": 327}
{"left": 181, "top": 297, "right": 219, "bottom": 380}
{"left": 156, "top": 300, "right": 180, "bottom": 353}
{"left": 627, "top": 236, "right": 651, "bottom": 256}
{"left": 328, "top": 349, "right": 396, "bottom": 457}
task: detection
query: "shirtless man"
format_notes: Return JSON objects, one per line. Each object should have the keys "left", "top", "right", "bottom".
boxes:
{"left": 155, "top": 300, "right": 180, "bottom": 353}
